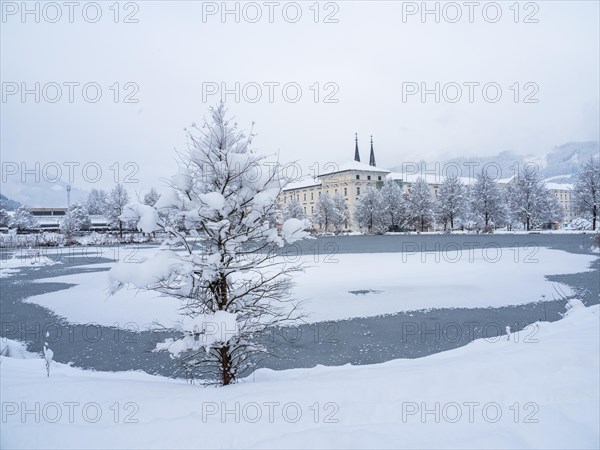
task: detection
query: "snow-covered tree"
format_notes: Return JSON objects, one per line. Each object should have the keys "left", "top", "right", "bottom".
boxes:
{"left": 0, "top": 208, "right": 9, "bottom": 227}
{"left": 469, "top": 171, "right": 506, "bottom": 230}
{"left": 108, "top": 104, "right": 309, "bottom": 386}
{"left": 143, "top": 187, "right": 161, "bottom": 207}
{"left": 313, "top": 191, "right": 336, "bottom": 232}
{"left": 406, "top": 178, "right": 434, "bottom": 232}
{"left": 85, "top": 189, "right": 109, "bottom": 215}
{"left": 283, "top": 198, "right": 305, "bottom": 221}
{"left": 380, "top": 179, "right": 406, "bottom": 231}
{"left": 60, "top": 204, "right": 91, "bottom": 239}
{"left": 539, "top": 189, "right": 564, "bottom": 227}
{"left": 355, "top": 186, "right": 386, "bottom": 234}
{"left": 573, "top": 157, "right": 600, "bottom": 230}
{"left": 10, "top": 206, "right": 38, "bottom": 232}
{"left": 436, "top": 176, "right": 467, "bottom": 230}
{"left": 331, "top": 192, "right": 349, "bottom": 233}
{"left": 508, "top": 166, "right": 562, "bottom": 230}
{"left": 107, "top": 184, "right": 130, "bottom": 237}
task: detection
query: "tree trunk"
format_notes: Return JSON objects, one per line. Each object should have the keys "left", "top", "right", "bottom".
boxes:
{"left": 218, "top": 345, "right": 234, "bottom": 386}
{"left": 119, "top": 221, "right": 123, "bottom": 239}
{"left": 526, "top": 217, "right": 530, "bottom": 231}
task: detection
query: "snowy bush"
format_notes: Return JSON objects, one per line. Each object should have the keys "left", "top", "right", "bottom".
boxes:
{"left": 570, "top": 217, "right": 592, "bottom": 230}
{"left": 10, "top": 206, "right": 38, "bottom": 232}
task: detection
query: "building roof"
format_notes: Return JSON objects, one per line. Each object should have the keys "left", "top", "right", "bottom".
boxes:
{"left": 387, "top": 172, "right": 476, "bottom": 186}
{"left": 545, "top": 182, "right": 573, "bottom": 191}
{"left": 282, "top": 177, "right": 322, "bottom": 192}
{"left": 321, "top": 161, "right": 391, "bottom": 176}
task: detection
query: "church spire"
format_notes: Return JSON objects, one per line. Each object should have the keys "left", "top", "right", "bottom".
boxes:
{"left": 369, "top": 135, "right": 376, "bottom": 167}
{"left": 354, "top": 133, "right": 360, "bottom": 162}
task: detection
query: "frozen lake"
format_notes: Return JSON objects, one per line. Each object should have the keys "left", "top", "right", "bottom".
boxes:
{"left": 1, "top": 233, "right": 598, "bottom": 377}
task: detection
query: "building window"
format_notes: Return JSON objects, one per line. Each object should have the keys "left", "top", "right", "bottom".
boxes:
{"left": 303, "top": 193, "right": 307, "bottom": 201}
{"left": 335, "top": 189, "right": 338, "bottom": 194}
{"left": 357, "top": 187, "right": 360, "bottom": 195}
{"left": 304, "top": 207, "right": 306, "bottom": 213}
{"left": 378, "top": 176, "right": 382, "bottom": 181}
{"left": 318, "top": 191, "right": 321, "bottom": 197}
{"left": 311, "top": 206, "right": 314, "bottom": 214}
{"left": 367, "top": 175, "right": 371, "bottom": 180}
{"left": 344, "top": 187, "right": 347, "bottom": 196}
{"left": 356, "top": 175, "right": 360, "bottom": 180}
{"left": 310, "top": 192, "right": 313, "bottom": 200}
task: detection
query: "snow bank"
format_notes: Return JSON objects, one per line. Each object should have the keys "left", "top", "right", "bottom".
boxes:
{"left": 2, "top": 303, "right": 598, "bottom": 449}
{"left": 0, "top": 338, "right": 37, "bottom": 359}
{"left": 1, "top": 254, "right": 61, "bottom": 270}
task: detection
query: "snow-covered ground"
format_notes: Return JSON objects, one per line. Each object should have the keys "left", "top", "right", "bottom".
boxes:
{"left": 2, "top": 300, "right": 598, "bottom": 449}
{"left": 22, "top": 247, "right": 598, "bottom": 328}
{"left": 1, "top": 253, "right": 63, "bottom": 278}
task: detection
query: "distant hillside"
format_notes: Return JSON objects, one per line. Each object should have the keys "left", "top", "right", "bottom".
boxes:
{"left": 389, "top": 141, "right": 598, "bottom": 183}
{"left": 0, "top": 194, "right": 21, "bottom": 211}
{"left": 542, "top": 142, "right": 599, "bottom": 179}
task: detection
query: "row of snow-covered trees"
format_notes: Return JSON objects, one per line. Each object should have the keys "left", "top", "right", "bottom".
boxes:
{"left": 281, "top": 158, "right": 600, "bottom": 233}
{"left": 0, "top": 184, "right": 163, "bottom": 237}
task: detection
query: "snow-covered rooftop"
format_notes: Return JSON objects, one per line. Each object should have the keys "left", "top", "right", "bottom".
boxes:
{"left": 387, "top": 172, "right": 476, "bottom": 186}
{"left": 545, "top": 182, "right": 574, "bottom": 191}
{"left": 496, "top": 175, "right": 516, "bottom": 184}
{"left": 320, "top": 161, "right": 391, "bottom": 176}
{"left": 282, "top": 177, "right": 322, "bottom": 191}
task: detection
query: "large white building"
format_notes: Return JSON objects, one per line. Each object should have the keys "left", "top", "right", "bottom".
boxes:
{"left": 280, "top": 136, "right": 578, "bottom": 231}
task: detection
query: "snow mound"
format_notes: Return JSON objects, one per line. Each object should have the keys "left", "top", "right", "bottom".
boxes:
{"left": 1, "top": 254, "right": 61, "bottom": 270}
{"left": 1, "top": 304, "right": 598, "bottom": 449}
{"left": 0, "top": 339, "right": 37, "bottom": 359}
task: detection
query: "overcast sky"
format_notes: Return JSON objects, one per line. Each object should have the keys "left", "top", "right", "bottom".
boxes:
{"left": 1, "top": 1, "right": 599, "bottom": 205}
